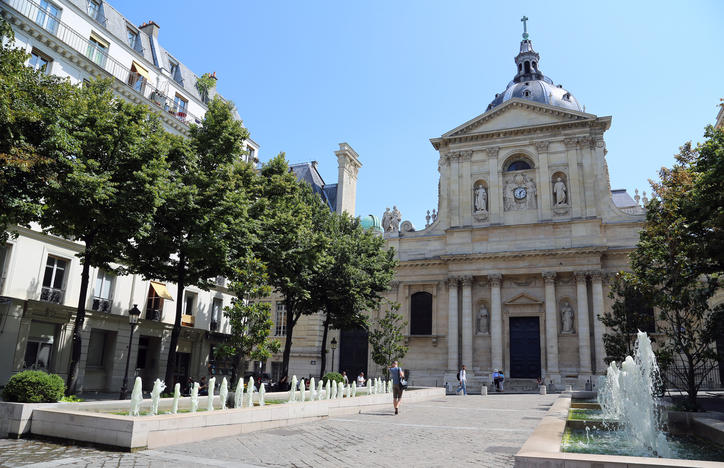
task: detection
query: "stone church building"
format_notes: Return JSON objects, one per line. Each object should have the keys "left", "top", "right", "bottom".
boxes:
{"left": 378, "top": 30, "right": 646, "bottom": 391}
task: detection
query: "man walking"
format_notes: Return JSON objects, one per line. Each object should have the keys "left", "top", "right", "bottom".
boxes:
{"left": 456, "top": 365, "right": 467, "bottom": 395}
{"left": 390, "top": 360, "right": 404, "bottom": 415}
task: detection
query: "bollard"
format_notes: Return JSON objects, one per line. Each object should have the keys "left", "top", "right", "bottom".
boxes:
{"left": 539, "top": 385, "right": 547, "bottom": 395}
{"left": 480, "top": 385, "right": 488, "bottom": 396}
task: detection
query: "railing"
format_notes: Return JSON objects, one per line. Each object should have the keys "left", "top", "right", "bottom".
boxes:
{"left": 91, "top": 297, "right": 111, "bottom": 312}
{"left": 40, "top": 287, "right": 64, "bottom": 303}
{"left": 662, "top": 365, "right": 722, "bottom": 390}
{"left": 210, "top": 320, "right": 218, "bottom": 331}
{"left": 2, "top": 0, "right": 204, "bottom": 126}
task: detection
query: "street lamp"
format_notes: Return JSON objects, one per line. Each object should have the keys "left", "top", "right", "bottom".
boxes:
{"left": 330, "top": 337, "right": 337, "bottom": 373}
{"left": 119, "top": 304, "right": 141, "bottom": 400}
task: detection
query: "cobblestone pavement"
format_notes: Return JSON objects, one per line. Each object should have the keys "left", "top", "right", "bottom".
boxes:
{"left": 0, "top": 393, "right": 558, "bottom": 468}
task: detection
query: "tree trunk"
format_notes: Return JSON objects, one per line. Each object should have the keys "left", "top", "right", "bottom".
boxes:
{"left": 280, "top": 301, "right": 295, "bottom": 379}
{"left": 164, "top": 253, "right": 185, "bottom": 387}
{"left": 686, "top": 355, "right": 698, "bottom": 410}
{"left": 319, "top": 312, "right": 331, "bottom": 379}
{"left": 66, "top": 259, "right": 91, "bottom": 395}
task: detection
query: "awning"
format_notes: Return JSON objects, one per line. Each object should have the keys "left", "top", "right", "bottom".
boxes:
{"left": 131, "top": 61, "right": 150, "bottom": 81}
{"left": 150, "top": 281, "right": 174, "bottom": 301}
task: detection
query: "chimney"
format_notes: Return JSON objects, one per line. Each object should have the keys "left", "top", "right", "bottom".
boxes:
{"left": 311, "top": 160, "right": 319, "bottom": 170}
{"left": 139, "top": 20, "right": 160, "bottom": 38}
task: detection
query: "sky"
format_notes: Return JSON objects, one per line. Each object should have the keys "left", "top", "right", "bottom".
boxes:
{"left": 118, "top": 1, "right": 723, "bottom": 228}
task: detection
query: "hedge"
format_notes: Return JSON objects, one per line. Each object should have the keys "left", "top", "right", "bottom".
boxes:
{"left": 2, "top": 370, "right": 65, "bottom": 403}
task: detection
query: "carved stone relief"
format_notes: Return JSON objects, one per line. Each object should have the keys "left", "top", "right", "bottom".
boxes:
{"left": 503, "top": 172, "right": 537, "bottom": 211}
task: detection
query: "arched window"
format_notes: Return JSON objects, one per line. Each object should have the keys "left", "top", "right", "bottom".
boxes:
{"left": 506, "top": 160, "right": 532, "bottom": 172}
{"left": 518, "top": 63, "right": 522, "bottom": 73}
{"left": 410, "top": 292, "right": 433, "bottom": 335}
{"left": 524, "top": 61, "right": 531, "bottom": 73}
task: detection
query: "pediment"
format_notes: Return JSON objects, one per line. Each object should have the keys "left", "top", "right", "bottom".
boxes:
{"left": 504, "top": 292, "right": 543, "bottom": 306}
{"left": 443, "top": 99, "right": 594, "bottom": 138}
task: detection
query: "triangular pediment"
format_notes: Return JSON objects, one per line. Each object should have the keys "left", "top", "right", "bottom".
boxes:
{"left": 443, "top": 99, "right": 595, "bottom": 138}
{"left": 504, "top": 292, "right": 543, "bottom": 305}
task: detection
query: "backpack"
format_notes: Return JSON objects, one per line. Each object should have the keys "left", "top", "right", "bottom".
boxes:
{"left": 456, "top": 371, "right": 460, "bottom": 381}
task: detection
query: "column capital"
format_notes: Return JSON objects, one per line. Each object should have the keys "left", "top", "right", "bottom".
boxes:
{"left": 447, "top": 277, "right": 459, "bottom": 288}
{"left": 588, "top": 270, "right": 604, "bottom": 282}
{"left": 574, "top": 271, "right": 588, "bottom": 282}
{"left": 535, "top": 141, "right": 550, "bottom": 153}
{"left": 389, "top": 280, "right": 400, "bottom": 290}
{"left": 461, "top": 276, "right": 473, "bottom": 286}
{"left": 485, "top": 146, "right": 500, "bottom": 158}
{"left": 563, "top": 138, "right": 578, "bottom": 149}
{"left": 542, "top": 271, "right": 556, "bottom": 283}
{"left": 489, "top": 274, "right": 502, "bottom": 286}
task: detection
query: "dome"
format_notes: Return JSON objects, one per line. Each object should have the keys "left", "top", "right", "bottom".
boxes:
{"left": 359, "top": 214, "right": 383, "bottom": 233}
{"left": 486, "top": 21, "right": 583, "bottom": 113}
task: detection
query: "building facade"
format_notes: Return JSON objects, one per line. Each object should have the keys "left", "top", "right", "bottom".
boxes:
{"left": 0, "top": 0, "right": 258, "bottom": 392}
{"left": 371, "top": 32, "right": 647, "bottom": 391}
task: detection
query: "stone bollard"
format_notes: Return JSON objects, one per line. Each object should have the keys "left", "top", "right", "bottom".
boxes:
{"left": 539, "top": 385, "right": 547, "bottom": 395}
{"left": 480, "top": 385, "right": 488, "bottom": 396}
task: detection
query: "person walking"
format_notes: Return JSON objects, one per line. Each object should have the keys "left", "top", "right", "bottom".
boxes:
{"left": 456, "top": 365, "right": 468, "bottom": 395}
{"left": 389, "top": 360, "right": 405, "bottom": 415}
{"left": 492, "top": 369, "right": 500, "bottom": 392}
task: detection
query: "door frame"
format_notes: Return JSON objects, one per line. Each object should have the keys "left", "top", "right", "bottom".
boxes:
{"left": 502, "top": 293, "right": 545, "bottom": 378}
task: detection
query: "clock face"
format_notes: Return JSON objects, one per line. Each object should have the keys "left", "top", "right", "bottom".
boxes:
{"left": 514, "top": 187, "right": 527, "bottom": 200}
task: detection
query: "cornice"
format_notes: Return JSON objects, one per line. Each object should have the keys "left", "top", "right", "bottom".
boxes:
{"left": 397, "top": 246, "right": 608, "bottom": 268}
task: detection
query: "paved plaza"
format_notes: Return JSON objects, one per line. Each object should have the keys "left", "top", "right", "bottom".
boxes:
{"left": 0, "top": 393, "right": 559, "bottom": 468}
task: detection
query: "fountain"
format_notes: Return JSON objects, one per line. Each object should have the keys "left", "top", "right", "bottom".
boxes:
{"left": 339, "top": 382, "right": 345, "bottom": 398}
{"left": 346, "top": 384, "right": 351, "bottom": 398}
{"left": 387, "top": 380, "right": 392, "bottom": 393}
{"left": 289, "top": 375, "right": 298, "bottom": 403}
{"left": 366, "top": 379, "right": 372, "bottom": 395}
{"left": 207, "top": 377, "right": 216, "bottom": 412}
{"left": 299, "top": 378, "right": 306, "bottom": 402}
{"left": 309, "top": 377, "right": 316, "bottom": 400}
{"left": 352, "top": 382, "right": 357, "bottom": 397}
{"left": 190, "top": 382, "right": 199, "bottom": 412}
{"left": 317, "top": 380, "right": 324, "bottom": 400}
{"left": 235, "top": 378, "right": 244, "bottom": 408}
{"left": 171, "top": 383, "right": 180, "bottom": 414}
{"left": 332, "top": 380, "right": 339, "bottom": 399}
{"left": 245, "top": 377, "right": 254, "bottom": 408}
{"left": 219, "top": 377, "right": 228, "bottom": 410}
{"left": 129, "top": 376, "right": 143, "bottom": 416}
{"left": 259, "top": 383, "right": 266, "bottom": 406}
{"left": 150, "top": 379, "right": 166, "bottom": 416}
{"left": 325, "top": 380, "right": 331, "bottom": 399}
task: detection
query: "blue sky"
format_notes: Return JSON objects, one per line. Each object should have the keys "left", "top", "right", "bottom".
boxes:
{"left": 120, "top": 1, "right": 722, "bottom": 227}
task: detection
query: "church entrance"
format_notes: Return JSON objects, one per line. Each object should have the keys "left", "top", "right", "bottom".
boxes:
{"left": 339, "top": 326, "right": 368, "bottom": 378}
{"left": 509, "top": 317, "right": 541, "bottom": 378}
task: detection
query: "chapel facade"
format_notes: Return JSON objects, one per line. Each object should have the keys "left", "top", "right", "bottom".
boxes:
{"left": 376, "top": 28, "right": 647, "bottom": 391}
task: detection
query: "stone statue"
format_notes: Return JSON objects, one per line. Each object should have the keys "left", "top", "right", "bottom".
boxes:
{"left": 474, "top": 185, "right": 488, "bottom": 212}
{"left": 525, "top": 175, "right": 537, "bottom": 209}
{"left": 390, "top": 206, "right": 401, "bottom": 232}
{"left": 381, "top": 207, "right": 391, "bottom": 232}
{"left": 553, "top": 177, "right": 567, "bottom": 205}
{"left": 476, "top": 303, "right": 489, "bottom": 334}
{"left": 560, "top": 301, "right": 574, "bottom": 333}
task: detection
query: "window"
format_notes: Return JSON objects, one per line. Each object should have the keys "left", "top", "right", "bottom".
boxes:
{"left": 146, "top": 282, "right": 173, "bottom": 320}
{"left": 184, "top": 292, "right": 196, "bottom": 316}
{"left": 168, "top": 58, "right": 179, "bottom": 80}
{"left": 35, "top": 0, "right": 60, "bottom": 35}
{"left": 211, "top": 298, "right": 222, "bottom": 331}
{"left": 87, "top": 0, "right": 100, "bottom": 20}
{"left": 92, "top": 270, "right": 114, "bottom": 312}
{"left": 128, "top": 61, "right": 148, "bottom": 93}
{"left": 275, "top": 302, "right": 287, "bottom": 336}
{"left": 29, "top": 49, "right": 52, "bottom": 74}
{"left": 127, "top": 28, "right": 139, "bottom": 49}
{"left": 506, "top": 159, "right": 532, "bottom": 172}
{"left": 86, "top": 35, "right": 108, "bottom": 67}
{"left": 410, "top": 292, "right": 433, "bottom": 335}
{"left": 86, "top": 329, "right": 106, "bottom": 367}
{"left": 174, "top": 94, "right": 188, "bottom": 115}
{"left": 0, "top": 244, "right": 11, "bottom": 294}
{"left": 246, "top": 146, "right": 256, "bottom": 162}
{"left": 41, "top": 256, "right": 67, "bottom": 303}
{"left": 24, "top": 321, "right": 57, "bottom": 370}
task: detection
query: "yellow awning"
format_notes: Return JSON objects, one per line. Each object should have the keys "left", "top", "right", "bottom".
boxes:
{"left": 131, "top": 61, "right": 150, "bottom": 81}
{"left": 150, "top": 281, "right": 174, "bottom": 301}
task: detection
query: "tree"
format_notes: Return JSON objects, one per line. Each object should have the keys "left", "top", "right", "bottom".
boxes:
{"left": 39, "top": 79, "right": 170, "bottom": 393}
{"left": 251, "top": 155, "right": 330, "bottom": 379}
{"left": 368, "top": 304, "right": 408, "bottom": 380}
{"left": 611, "top": 130, "right": 723, "bottom": 410}
{"left": 0, "top": 17, "right": 74, "bottom": 241}
{"left": 216, "top": 257, "right": 280, "bottom": 384}
{"left": 312, "top": 212, "right": 397, "bottom": 378}
{"left": 126, "top": 97, "right": 252, "bottom": 387}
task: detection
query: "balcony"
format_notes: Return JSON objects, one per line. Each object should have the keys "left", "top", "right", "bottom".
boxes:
{"left": 181, "top": 314, "right": 195, "bottom": 327}
{"left": 91, "top": 297, "right": 111, "bottom": 313}
{"left": 210, "top": 320, "right": 218, "bottom": 332}
{"left": 1, "top": 0, "right": 203, "bottom": 127}
{"left": 40, "top": 287, "right": 64, "bottom": 304}
{"left": 145, "top": 309, "right": 161, "bottom": 321}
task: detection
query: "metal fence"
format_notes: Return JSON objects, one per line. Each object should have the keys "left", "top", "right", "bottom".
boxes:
{"left": 662, "top": 365, "right": 722, "bottom": 390}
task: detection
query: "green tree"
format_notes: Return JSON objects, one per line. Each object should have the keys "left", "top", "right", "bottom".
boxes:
{"left": 615, "top": 131, "right": 723, "bottom": 410}
{"left": 0, "top": 17, "right": 74, "bottom": 240}
{"left": 368, "top": 304, "right": 408, "bottom": 380}
{"left": 126, "top": 97, "right": 252, "bottom": 387}
{"left": 216, "top": 257, "right": 280, "bottom": 384}
{"left": 252, "top": 154, "right": 330, "bottom": 379}
{"left": 313, "top": 212, "right": 397, "bottom": 378}
{"left": 39, "top": 79, "right": 170, "bottom": 393}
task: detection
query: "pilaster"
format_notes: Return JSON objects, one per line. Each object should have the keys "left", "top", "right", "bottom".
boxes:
{"left": 575, "top": 271, "right": 592, "bottom": 375}
{"left": 542, "top": 272, "right": 559, "bottom": 380}
{"left": 489, "top": 274, "right": 503, "bottom": 371}
{"left": 461, "top": 276, "right": 473, "bottom": 367}
{"left": 590, "top": 270, "right": 606, "bottom": 373}
{"left": 564, "top": 138, "right": 582, "bottom": 218}
{"left": 487, "top": 147, "right": 501, "bottom": 224}
{"left": 447, "top": 277, "right": 459, "bottom": 370}
{"left": 535, "top": 141, "right": 552, "bottom": 220}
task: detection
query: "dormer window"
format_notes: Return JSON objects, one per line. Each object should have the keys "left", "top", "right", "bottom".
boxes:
{"left": 87, "top": 0, "right": 100, "bottom": 20}
{"left": 523, "top": 90, "right": 531, "bottom": 97}
{"left": 563, "top": 92, "right": 571, "bottom": 100}
{"left": 168, "top": 57, "right": 181, "bottom": 83}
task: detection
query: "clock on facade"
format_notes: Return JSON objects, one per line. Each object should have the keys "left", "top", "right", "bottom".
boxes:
{"left": 514, "top": 187, "right": 527, "bottom": 200}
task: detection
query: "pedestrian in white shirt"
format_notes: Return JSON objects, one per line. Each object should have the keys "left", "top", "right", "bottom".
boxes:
{"left": 456, "top": 365, "right": 468, "bottom": 395}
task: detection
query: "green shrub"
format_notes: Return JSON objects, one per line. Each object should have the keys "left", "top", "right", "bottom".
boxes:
{"left": 60, "top": 395, "right": 83, "bottom": 402}
{"left": 322, "top": 372, "right": 344, "bottom": 384}
{"left": 2, "top": 370, "right": 65, "bottom": 403}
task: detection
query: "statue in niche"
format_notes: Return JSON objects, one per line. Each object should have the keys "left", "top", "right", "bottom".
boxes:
{"left": 553, "top": 177, "right": 567, "bottom": 206}
{"left": 390, "top": 206, "right": 401, "bottom": 232}
{"left": 381, "top": 207, "right": 392, "bottom": 232}
{"left": 476, "top": 304, "right": 489, "bottom": 334}
{"left": 525, "top": 175, "right": 537, "bottom": 209}
{"left": 474, "top": 184, "right": 488, "bottom": 212}
{"left": 560, "top": 301, "right": 574, "bottom": 333}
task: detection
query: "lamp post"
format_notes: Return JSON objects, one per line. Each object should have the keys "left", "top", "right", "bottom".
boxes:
{"left": 330, "top": 337, "right": 337, "bottom": 373}
{"left": 119, "top": 304, "right": 141, "bottom": 400}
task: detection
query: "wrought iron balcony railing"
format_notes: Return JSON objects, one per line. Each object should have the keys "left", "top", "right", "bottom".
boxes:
{"left": 40, "top": 286, "right": 64, "bottom": 303}
{"left": 2, "top": 0, "right": 204, "bottom": 126}
{"left": 145, "top": 309, "right": 161, "bottom": 321}
{"left": 91, "top": 297, "right": 111, "bottom": 312}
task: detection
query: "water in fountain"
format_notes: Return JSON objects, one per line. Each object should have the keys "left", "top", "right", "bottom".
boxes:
{"left": 235, "top": 378, "right": 244, "bottom": 408}
{"left": 309, "top": 377, "right": 316, "bottom": 400}
{"left": 259, "top": 383, "right": 266, "bottom": 406}
{"left": 219, "top": 377, "right": 228, "bottom": 410}
{"left": 245, "top": 376, "right": 254, "bottom": 407}
{"left": 325, "top": 380, "right": 331, "bottom": 399}
{"left": 317, "top": 380, "right": 324, "bottom": 400}
{"left": 300, "top": 378, "right": 306, "bottom": 402}
{"left": 366, "top": 379, "right": 371, "bottom": 395}
{"left": 352, "top": 382, "right": 357, "bottom": 397}
{"left": 597, "top": 331, "right": 671, "bottom": 458}
{"left": 191, "top": 382, "right": 199, "bottom": 412}
{"left": 150, "top": 379, "right": 166, "bottom": 415}
{"left": 289, "top": 375, "right": 298, "bottom": 403}
{"left": 332, "top": 380, "right": 338, "bottom": 399}
{"left": 338, "top": 382, "right": 344, "bottom": 398}
{"left": 129, "top": 376, "right": 143, "bottom": 416}
{"left": 172, "top": 383, "right": 180, "bottom": 414}
{"left": 207, "top": 377, "right": 216, "bottom": 412}
{"left": 346, "top": 384, "right": 351, "bottom": 398}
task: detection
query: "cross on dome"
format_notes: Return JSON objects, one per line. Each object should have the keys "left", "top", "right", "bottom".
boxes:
{"left": 521, "top": 16, "right": 529, "bottom": 40}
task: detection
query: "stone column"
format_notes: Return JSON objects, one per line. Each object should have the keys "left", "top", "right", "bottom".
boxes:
{"left": 590, "top": 271, "right": 606, "bottom": 373}
{"left": 461, "top": 276, "right": 473, "bottom": 367}
{"left": 575, "top": 271, "right": 592, "bottom": 375}
{"left": 543, "top": 272, "right": 559, "bottom": 378}
{"left": 447, "top": 277, "right": 459, "bottom": 370}
{"left": 489, "top": 274, "right": 503, "bottom": 371}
